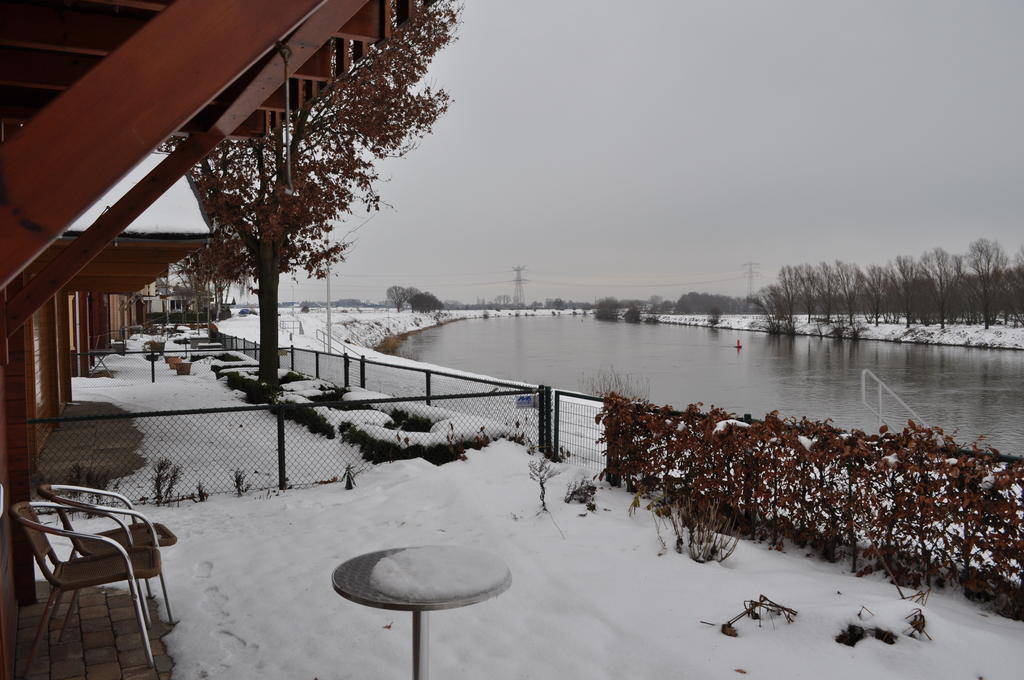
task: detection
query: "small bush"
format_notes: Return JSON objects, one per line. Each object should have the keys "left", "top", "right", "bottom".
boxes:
{"left": 581, "top": 368, "right": 650, "bottom": 401}
{"left": 564, "top": 479, "right": 597, "bottom": 512}
{"left": 279, "top": 371, "right": 307, "bottom": 385}
{"left": 623, "top": 304, "right": 642, "bottom": 324}
{"left": 171, "top": 337, "right": 190, "bottom": 345}
{"left": 529, "top": 457, "right": 560, "bottom": 512}
{"left": 233, "top": 469, "right": 251, "bottom": 497}
{"left": 152, "top": 457, "right": 182, "bottom": 505}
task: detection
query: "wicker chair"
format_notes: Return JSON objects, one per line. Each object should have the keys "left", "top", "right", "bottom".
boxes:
{"left": 37, "top": 483, "right": 177, "bottom": 616}
{"left": 12, "top": 501, "right": 159, "bottom": 670}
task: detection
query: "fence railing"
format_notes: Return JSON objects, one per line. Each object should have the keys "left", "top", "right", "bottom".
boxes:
{"left": 30, "top": 390, "right": 538, "bottom": 503}
{"left": 66, "top": 330, "right": 613, "bottom": 487}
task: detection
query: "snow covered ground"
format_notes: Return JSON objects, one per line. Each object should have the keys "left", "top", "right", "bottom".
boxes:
{"left": 55, "top": 442, "right": 1024, "bottom": 680}
{"left": 220, "top": 307, "right": 581, "bottom": 354}
{"left": 660, "top": 314, "right": 1024, "bottom": 350}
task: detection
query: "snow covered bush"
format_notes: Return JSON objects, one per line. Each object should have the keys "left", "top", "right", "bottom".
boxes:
{"left": 343, "top": 424, "right": 490, "bottom": 466}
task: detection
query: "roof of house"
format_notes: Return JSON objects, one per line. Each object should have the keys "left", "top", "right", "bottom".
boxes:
{"left": 64, "top": 152, "right": 212, "bottom": 242}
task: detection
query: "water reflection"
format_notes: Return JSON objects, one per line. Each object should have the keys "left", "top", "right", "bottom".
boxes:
{"left": 400, "top": 316, "right": 1024, "bottom": 454}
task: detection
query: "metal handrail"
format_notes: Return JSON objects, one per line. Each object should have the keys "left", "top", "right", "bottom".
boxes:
{"left": 860, "top": 369, "right": 927, "bottom": 430}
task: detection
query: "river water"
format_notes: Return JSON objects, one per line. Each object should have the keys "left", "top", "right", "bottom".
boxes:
{"left": 399, "top": 315, "right": 1024, "bottom": 455}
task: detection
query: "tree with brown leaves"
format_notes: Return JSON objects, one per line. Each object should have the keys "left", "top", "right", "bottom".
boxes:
{"left": 189, "top": 2, "right": 460, "bottom": 386}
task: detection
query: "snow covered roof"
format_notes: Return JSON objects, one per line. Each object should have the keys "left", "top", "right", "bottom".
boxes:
{"left": 64, "top": 152, "right": 211, "bottom": 241}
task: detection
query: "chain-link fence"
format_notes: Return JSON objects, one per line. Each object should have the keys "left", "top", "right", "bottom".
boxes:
{"left": 70, "top": 346, "right": 241, "bottom": 384}
{"left": 30, "top": 390, "right": 538, "bottom": 503}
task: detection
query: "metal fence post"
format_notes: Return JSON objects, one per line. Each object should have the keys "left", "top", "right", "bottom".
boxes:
{"left": 315, "top": 351, "right": 320, "bottom": 378}
{"left": 290, "top": 345, "right": 295, "bottom": 371}
{"left": 343, "top": 353, "right": 350, "bottom": 388}
{"left": 277, "top": 407, "right": 287, "bottom": 490}
{"left": 359, "top": 355, "right": 366, "bottom": 388}
{"left": 151, "top": 355, "right": 156, "bottom": 383}
{"left": 537, "top": 385, "right": 547, "bottom": 456}
{"left": 552, "top": 390, "right": 560, "bottom": 458}
{"left": 425, "top": 371, "right": 432, "bottom": 405}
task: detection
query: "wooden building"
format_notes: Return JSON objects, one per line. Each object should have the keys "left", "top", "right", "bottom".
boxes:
{"left": 0, "top": 2, "right": 429, "bottom": 677}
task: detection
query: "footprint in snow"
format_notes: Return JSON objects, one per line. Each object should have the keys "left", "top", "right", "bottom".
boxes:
{"left": 194, "top": 560, "right": 213, "bottom": 578}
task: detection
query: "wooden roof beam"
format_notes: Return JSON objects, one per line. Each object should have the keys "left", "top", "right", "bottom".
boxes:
{"left": 0, "top": 0, "right": 333, "bottom": 291}
{"left": 0, "top": 48, "right": 100, "bottom": 91}
{"left": 335, "top": 0, "right": 384, "bottom": 43}
{"left": 0, "top": 3, "right": 144, "bottom": 56}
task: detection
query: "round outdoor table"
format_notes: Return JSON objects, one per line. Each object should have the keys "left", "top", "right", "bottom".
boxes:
{"left": 332, "top": 546, "right": 511, "bottom": 680}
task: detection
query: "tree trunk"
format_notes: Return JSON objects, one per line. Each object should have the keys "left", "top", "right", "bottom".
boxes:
{"left": 256, "top": 236, "right": 281, "bottom": 389}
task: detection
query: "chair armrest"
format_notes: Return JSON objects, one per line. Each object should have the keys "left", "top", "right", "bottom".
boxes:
{"left": 31, "top": 501, "right": 136, "bottom": 547}
{"left": 74, "top": 504, "right": 160, "bottom": 548}
{"left": 18, "top": 511, "right": 139, "bottom": 581}
{"left": 49, "top": 485, "right": 134, "bottom": 509}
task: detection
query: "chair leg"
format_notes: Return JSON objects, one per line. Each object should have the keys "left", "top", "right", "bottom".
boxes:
{"left": 145, "top": 578, "right": 154, "bottom": 599}
{"left": 127, "top": 578, "right": 155, "bottom": 668}
{"left": 25, "top": 588, "right": 62, "bottom": 673}
{"left": 136, "top": 579, "right": 152, "bottom": 628}
{"left": 158, "top": 572, "right": 174, "bottom": 624}
{"left": 57, "top": 589, "right": 81, "bottom": 644}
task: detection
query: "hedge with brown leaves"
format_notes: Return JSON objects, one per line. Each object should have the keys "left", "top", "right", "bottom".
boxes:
{"left": 597, "top": 394, "right": 1024, "bottom": 618}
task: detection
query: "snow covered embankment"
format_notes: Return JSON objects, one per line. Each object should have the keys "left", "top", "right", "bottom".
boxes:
{"left": 658, "top": 314, "right": 1024, "bottom": 350}
{"left": 219, "top": 307, "right": 578, "bottom": 354}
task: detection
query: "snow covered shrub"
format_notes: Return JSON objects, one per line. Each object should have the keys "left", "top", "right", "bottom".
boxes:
{"left": 344, "top": 425, "right": 488, "bottom": 466}
{"left": 563, "top": 479, "right": 597, "bottom": 512}
{"left": 195, "top": 481, "right": 209, "bottom": 502}
{"left": 225, "top": 371, "right": 277, "bottom": 404}
{"left": 273, "top": 404, "right": 335, "bottom": 439}
{"left": 233, "top": 469, "right": 251, "bottom": 497}
{"left": 623, "top": 304, "right": 642, "bottom": 324}
{"left": 529, "top": 457, "right": 560, "bottom": 512}
{"left": 306, "top": 387, "right": 349, "bottom": 403}
{"left": 597, "top": 394, "right": 1024, "bottom": 618}
{"left": 152, "top": 457, "right": 181, "bottom": 504}
{"left": 384, "top": 409, "right": 435, "bottom": 432}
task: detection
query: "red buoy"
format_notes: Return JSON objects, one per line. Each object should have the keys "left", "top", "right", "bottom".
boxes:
{"left": 736, "top": 340, "right": 742, "bottom": 350}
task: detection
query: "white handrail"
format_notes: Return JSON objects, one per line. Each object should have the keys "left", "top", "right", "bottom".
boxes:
{"left": 860, "top": 369, "right": 927, "bottom": 431}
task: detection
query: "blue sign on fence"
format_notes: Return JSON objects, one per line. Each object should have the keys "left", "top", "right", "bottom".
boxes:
{"left": 516, "top": 395, "right": 536, "bottom": 409}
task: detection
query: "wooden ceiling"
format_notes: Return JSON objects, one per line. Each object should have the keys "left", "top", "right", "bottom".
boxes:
{"left": 0, "top": 0, "right": 413, "bottom": 140}
{"left": 25, "top": 239, "right": 197, "bottom": 292}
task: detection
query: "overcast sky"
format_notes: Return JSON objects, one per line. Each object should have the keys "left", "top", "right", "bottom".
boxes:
{"left": 285, "top": 0, "right": 1024, "bottom": 305}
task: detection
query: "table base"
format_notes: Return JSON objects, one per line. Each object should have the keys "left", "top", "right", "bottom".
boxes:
{"left": 413, "top": 611, "right": 429, "bottom": 680}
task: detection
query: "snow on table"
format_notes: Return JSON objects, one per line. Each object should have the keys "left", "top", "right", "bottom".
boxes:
{"left": 368, "top": 546, "right": 511, "bottom": 604}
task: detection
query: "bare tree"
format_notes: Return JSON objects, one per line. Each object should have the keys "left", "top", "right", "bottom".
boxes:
{"left": 892, "top": 256, "right": 920, "bottom": 328}
{"left": 1005, "top": 246, "right": 1024, "bottom": 326}
{"left": 920, "top": 247, "right": 962, "bottom": 329}
{"left": 858, "top": 264, "right": 888, "bottom": 326}
{"left": 814, "top": 261, "right": 839, "bottom": 323}
{"left": 795, "top": 263, "right": 818, "bottom": 322}
{"left": 965, "top": 238, "right": 1008, "bottom": 329}
{"left": 833, "top": 260, "right": 861, "bottom": 326}
{"left": 386, "top": 285, "right": 415, "bottom": 312}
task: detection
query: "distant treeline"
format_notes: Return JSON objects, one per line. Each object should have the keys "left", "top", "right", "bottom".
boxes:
{"left": 593, "top": 292, "right": 754, "bottom": 323}
{"left": 755, "top": 238, "right": 1024, "bottom": 333}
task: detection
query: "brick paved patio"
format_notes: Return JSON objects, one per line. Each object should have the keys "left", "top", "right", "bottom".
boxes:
{"left": 15, "top": 582, "right": 174, "bottom": 680}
